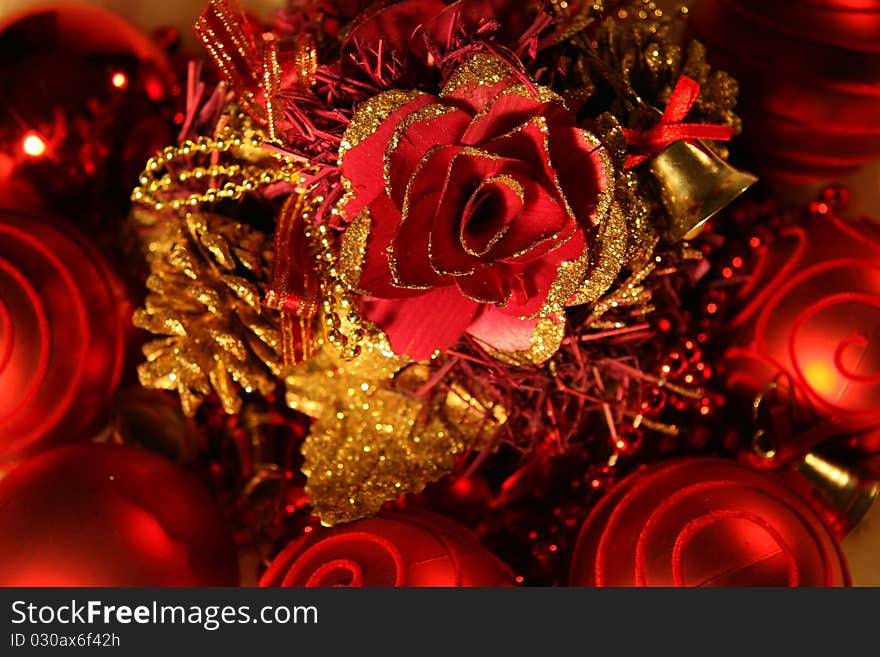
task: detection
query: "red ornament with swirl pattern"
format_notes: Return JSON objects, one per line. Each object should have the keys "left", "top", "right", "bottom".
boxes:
{"left": 569, "top": 458, "right": 850, "bottom": 587}
{"left": 260, "top": 510, "right": 515, "bottom": 587}
{"left": 0, "top": 210, "right": 131, "bottom": 461}
{"left": 688, "top": 0, "right": 880, "bottom": 182}
{"left": 721, "top": 206, "right": 880, "bottom": 464}
{"left": 0, "top": 443, "right": 239, "bottom": 586}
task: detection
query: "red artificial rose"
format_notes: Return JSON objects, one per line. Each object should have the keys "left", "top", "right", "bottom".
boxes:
{"left": 337, "top": 53, "right": 616, "bottom": 360}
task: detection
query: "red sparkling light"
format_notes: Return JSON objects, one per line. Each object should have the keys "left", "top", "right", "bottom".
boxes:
{"left": 111, "top": 72, "right": 128, "bottom": 89}
{"left": 450, "top": 476, "right": 473, "bottom": 498}
{"left": 22, "top": 132, "right": 46, "bottom": 157}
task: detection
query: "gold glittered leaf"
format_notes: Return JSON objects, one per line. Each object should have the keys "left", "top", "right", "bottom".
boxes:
{"left": 286, "top": 324, "right": 507, "bottom": 525}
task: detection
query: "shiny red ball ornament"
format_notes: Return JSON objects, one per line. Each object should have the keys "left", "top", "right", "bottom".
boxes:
{"left": 722, "top": 210, "right": 880, "bottom": 463}
{"left": 688, "top": 0, "right": 880, "bottom": 182}
{"left": 0, "top": 443, "right": 239, "bottom": 586}
{"left": 569, "top": 458, "right": 850, "bottom": 587}
{"left": 0, "top": 210, "right": 131, "bottom": 461}
{"left": 0, "top": 3, "right": 174, "bottom": 210}
{"left": 260, "top": 510, "right": 515, "bottom": 587}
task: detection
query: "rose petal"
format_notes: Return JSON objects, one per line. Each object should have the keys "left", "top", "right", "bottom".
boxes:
{"left": 385, "top": 103, "right": 470, "bottom": 208}
{"left": 501, "top": 230, "right": 588, "bottom": 317}
{"left": 356, "top": 196, "right": 427, "bottom": 298}
{"left": 427, "top": 147, "right": 524, "bottom": 275}
{"left": 460, "top": 175, "right": 525, "bottom": 256}
{"left": 481, "top": 172, "right": 572, "bottom": 262}
{"left": 466, "top": 307, "right": 546, "bottom": 353}
{"left": 438, "top": 53, "right": 518, "bottom": 115}
{"left": 361, "top": 286, "right": 481, "bottom": 359}
{"left": 483, "top": 117, "right": 575, "bottom": 223}
{"left": 454, "top": 265, "right": 513, "bottom": 305}
{"left": 340, "top": 91, "right": 435, "bottom": 220}
{"left": 390, "top": 145, "right": 463, "bottom": 288}
{"left": 547, "top": 126, "right": 614, "bottom": 229}
{"left": 462, "top": 84, "right": 568, "bottom": 146}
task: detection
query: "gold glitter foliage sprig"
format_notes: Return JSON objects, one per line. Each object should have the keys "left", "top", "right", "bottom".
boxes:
{"left": 134, "top": 213, "right": 282, "bottom": 416}
{"left": 286, "top": 323, "right": 508, "bottom": 525}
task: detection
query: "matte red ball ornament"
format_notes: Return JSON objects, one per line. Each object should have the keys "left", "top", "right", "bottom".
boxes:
{"left": 0, "top": 210, "right": 131, "bottom": 461}
{"left": 569, "top": 458, "right": 850, "bottom": 587}
{"left": 0, "top": 443, "right": 238, "bottom": 586}
{"left": 0, "top": 3, "right": 174, "bottom": 209}
{"left": 260, "top": 510, "right": 515, "bottom": 587}
{"left": 722, "top": 210, "right": 880, "bottom": 463}
{"left": 688, "top": 0, "right": 880, "bottom": 182}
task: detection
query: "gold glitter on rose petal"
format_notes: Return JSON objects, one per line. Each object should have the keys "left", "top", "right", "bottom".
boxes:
{"left": 338, "top": 90, "right": 423, "bottom": 164}
{"left": 439, "top": 53, "right": 514, "bottom": 99}
{"left": 538, "top": 129, "right": 616, "bottom": 317}
{"left": 383, "top": 103, "right": 458, "bottom": 196}
{"left": 573, "top": 203, "right": 627, "bottom": 306}
{"left": 489, "top": 316, "right": 566, "bottom": 367}
{"left": 338, "top": 206, "right": 371, "bottom": 293}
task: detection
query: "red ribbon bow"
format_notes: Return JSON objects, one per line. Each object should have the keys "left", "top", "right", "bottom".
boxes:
{"left": 622, "top": 76, "right": 735, "bottom": 169}
{"left": 195, "top": 0, "right": 315, "bottom": 143}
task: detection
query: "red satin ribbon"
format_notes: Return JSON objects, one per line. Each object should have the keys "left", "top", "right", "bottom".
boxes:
{"left": 195, "top": 0, "right": 291, "bottom": 141}
{"left": 623, "top": 76, "right": 735, "bottom": 168}
{"left": 265, "top": 194, "right": 319, "bottom": 365}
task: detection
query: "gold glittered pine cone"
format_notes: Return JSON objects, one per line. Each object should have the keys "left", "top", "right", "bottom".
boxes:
{"left": 134, "top": 212, "right": 283, "bottom": 416}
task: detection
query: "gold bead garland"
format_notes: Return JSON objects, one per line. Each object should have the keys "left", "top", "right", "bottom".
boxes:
{"left": 131, "top": 110, "right": 305, "bottom": 213}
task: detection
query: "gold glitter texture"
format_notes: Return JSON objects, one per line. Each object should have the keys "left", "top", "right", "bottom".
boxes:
{"left": 134, "top": 213, "right": 281, "bottom": 415}
{"left": 286, "top": 324, "right": 506, "bottom": 524}
{"left": 338, "top": 90, "right": 422, "bottom": 164}
{"left": 439, "top": 53, "right": 514, "bottom": 99}
{"left": 573, "top": 203, "right": 628, "bottom": 306}
{"left": 489, "top": 317, "right": 567, "bottom": 367}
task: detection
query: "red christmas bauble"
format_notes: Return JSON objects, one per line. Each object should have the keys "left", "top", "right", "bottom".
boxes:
{"left": 688, "top": 0, "right": 880, "bottom": 183}
{"left": 569, "top": 458, "right": 850, "bottom": 587}
{"left": 260, "top": 509, "right": 515, "bottom": 587}
{"left": 0, "top": 3, "right": 174, "bottom": 211}
{"left": 721, "top": 210, "right": 880, "bottom": 463}
{"left": 0, "top": 443, "right": 238, "bottom": 586}
{"left": 0, "top": 209, "right": 131, "bottom": 461}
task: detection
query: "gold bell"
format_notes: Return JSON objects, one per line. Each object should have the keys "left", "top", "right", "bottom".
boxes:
{"left": 649, "top": 138, "right": 758, "bottom": 242}
{"left": 796, "top": 452, "right": 880, "bottom": 538}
